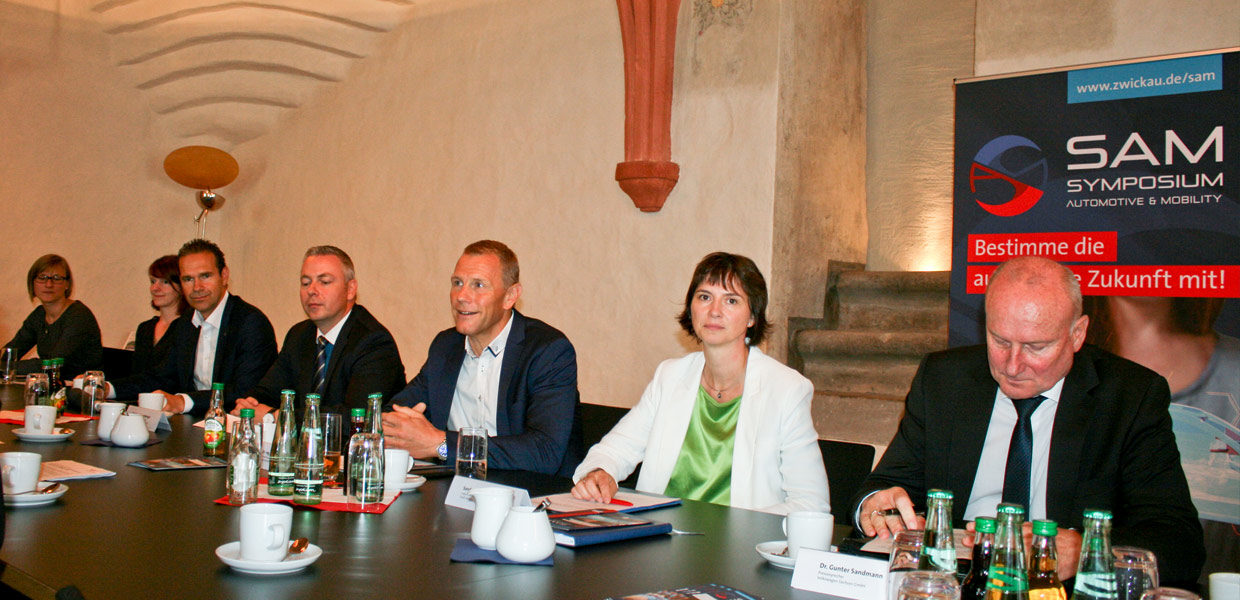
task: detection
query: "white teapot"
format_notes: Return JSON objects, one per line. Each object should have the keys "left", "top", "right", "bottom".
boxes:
{"left": 110, "top": 414, "right": 150, "bottom": 447}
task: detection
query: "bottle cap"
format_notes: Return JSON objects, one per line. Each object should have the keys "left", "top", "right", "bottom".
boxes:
{"left": 927, "top": 489, "right": 953, "bottom": 500}
{"left": 212, "top": 382, "right": 225, "bottom": 390}
{"left": 973, "top": 516, "right": 997, "bottom": 533}
{"left": 281, "top": 389, "right": 295, "bottom": 395}
{"left": 367, "top": 392, "right": 383, "bottom": 399}
{"left": 1083, "top": 508, "right": 1112, "bottom": 520}
{"left": 53, "top": 358, "right": 64, "bottom": 366}
{"left": 42, "top": 359, "right": 53, "bottom": 366}
{"left": 306, "top": 393, "right": 321, "bottom": 400}
{"left": 996, "top": 502, "right": 1026, "bottom": 515}
{"left": 1032, "top": 520, "right": 1058, "bottom": 536}
{"left": 351, "top": 408, "right": 366, "bottom": 417}
{"left": 239, "top": 408, "right": 255, "bottom": 418}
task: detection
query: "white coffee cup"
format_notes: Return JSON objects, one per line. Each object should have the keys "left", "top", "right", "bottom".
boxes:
{"left": 782, "top": 510, "right": 834, "bottom": 560}
{"left": 0, "top": 451, "right": 43, "bottom": 495}
{"left": 1211, "top": 572, "right": 1240, "bottom": 600}
{"left": 239, "top": 503, "right": 293, "bottom": 562}
{"left": 384, "top": 448, "right": 414, "bottom": 489}
{"left": 137, "top": 393, "right": 167, "bottom": 412}
{"left": 97, "top": 402, "right": 126, "bottom": 442}
{"left": 24, "top": 405, "right": 57, "bottom": 434}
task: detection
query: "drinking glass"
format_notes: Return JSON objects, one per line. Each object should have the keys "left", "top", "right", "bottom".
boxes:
{"left": 888, "top": 529, "right": 925, "bottom": 600}
{"left": 1114, "top": 545, "right": 1159, "bottom": 600}
{"left": 456, "top": 426, "right": 487, "bottom": 479}
{"left": 1138, "top": 588, "right": 1199, "bottom": 600}
{"left": 0, "top": 347, "right": 14, "bottom": 384}
{"left": 347, "top": 433, "right": 385, "bottom": 504}
{"left": 81, "top": 371, "right": 105, "bottom": 417}
{"left": 896, "top": 570, "right": 960, "bottom": 600}
{"left": 23, "top": 373, "right": 49, "bottom": 406}
{"left": 322, "top": 413, "right": 343, "bottom": 486}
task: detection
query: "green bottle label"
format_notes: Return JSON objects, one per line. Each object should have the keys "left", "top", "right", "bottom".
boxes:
{"left": 987, "top": 565, "right": 1030, "bottom": 592}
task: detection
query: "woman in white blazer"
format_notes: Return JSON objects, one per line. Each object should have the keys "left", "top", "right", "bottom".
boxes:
{"left": 572, "top": 253, "right": 829, "bottom": 515}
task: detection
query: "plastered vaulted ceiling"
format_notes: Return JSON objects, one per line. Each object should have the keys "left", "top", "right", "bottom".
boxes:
{"left": 14, "top": 0, "right": 422, "bottom": 148}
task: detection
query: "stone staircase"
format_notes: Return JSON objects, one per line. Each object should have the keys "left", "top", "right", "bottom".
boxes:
{"left": 789, "top": 262, "right": 950, "bottom": 451}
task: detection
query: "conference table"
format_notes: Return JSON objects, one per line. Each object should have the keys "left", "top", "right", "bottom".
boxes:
{"left": 0, "top": 387, "right": 852, "bottom": 600}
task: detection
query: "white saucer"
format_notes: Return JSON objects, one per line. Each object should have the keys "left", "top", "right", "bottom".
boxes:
{"left": 394, "top": 475, "right": 426, "bottom": 492}
{"left": 756, "top": 540, "right": 795, "bottom": 570}
{"left": 5, "top": 482, "right": 68, "bottom": 507}
{"left": 216, "top": 541, "right": 322, "bottom": 575}
{"left": 13, "top": 427, "right": 73, "bottom": 442}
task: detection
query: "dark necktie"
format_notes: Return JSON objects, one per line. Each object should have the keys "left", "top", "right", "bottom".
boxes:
{"left": 314, "top": 336, "right": 328, "bottom": 395}
{"left": 1002, "top": 395, "right": 1047, "bottom": 508}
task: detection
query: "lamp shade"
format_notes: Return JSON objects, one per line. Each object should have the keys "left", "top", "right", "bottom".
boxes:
{"left": 163, "top": 146, "right": 238, "bottom": 190}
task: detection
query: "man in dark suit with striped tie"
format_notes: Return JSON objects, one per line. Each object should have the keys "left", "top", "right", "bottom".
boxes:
{"left": 851, "top": 256, "right": 1202, "bottom": 587}
{"left": 235, "top": 246, "right": 405, "bottom": 418}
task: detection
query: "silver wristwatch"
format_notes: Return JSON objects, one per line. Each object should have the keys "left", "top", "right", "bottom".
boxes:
{"left": 436, "top": 438, "right": 448, "bottom": 461}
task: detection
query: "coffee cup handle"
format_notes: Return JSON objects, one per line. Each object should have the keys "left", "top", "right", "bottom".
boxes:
{"left": 1, "top": 464, "right": 11, "bottom": 486}
{"left": 267, "top": 524, "right": 286, "bottom": 551}
{"left": 781, "top": 517, "right": 787, "bottom": 536}
{"left": 31, "top": 413, "right": 41, "bottom": 431}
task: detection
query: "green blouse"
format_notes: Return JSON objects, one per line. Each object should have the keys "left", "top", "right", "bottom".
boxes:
{"left": 663, "top": 386, "right": 743, "bottom": 505}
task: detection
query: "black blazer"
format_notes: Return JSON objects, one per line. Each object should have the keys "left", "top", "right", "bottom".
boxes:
{"left": 854, "top": 343, "right": 1203, "bottom": 585}
{"left": 391, "top": 310, "right": 583, "bottom": 477}
{"left": 114, "top": 294, "right": 277, "bottom": 416}
{"left": 248, "top": 304, "right": 406, "bottom": 416}
{"left": 131, "top": 316, "right": 177, "bottom": 375}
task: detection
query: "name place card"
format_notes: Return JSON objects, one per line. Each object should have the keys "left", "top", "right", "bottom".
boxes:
{"left": 444, "top": 476, "right": 532, "bottom": 511}
{"left": 791, "top": 548, "right": 889, "bottom": 600}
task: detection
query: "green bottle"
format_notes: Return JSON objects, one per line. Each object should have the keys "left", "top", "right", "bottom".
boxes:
{"left": 986, "top": 502, "right": 1029, "bottom": 600}
{"left": 918, "top": 489, "right": 958, "bottom": 573}
{"left": 1029, "top": 520, "right": 1066, "bottom": 600}
{"left": 266, "top": 390, "right": 298, "bottom": 496}
{"left": 292, "top": 393, "right": 324, "bottom": 505}
{"left": 1071, "top": 510, "right": 1116, "bottom": 600}
{"left": 961, "top": 516, "right": 998, "bottom": 600}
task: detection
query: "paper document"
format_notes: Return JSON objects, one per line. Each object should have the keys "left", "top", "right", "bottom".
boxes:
{"left": 860, "top": 528, "right": 972, "bottom": 560}
{"left": 39, "top": 460, "right": 116, "bottom": 481}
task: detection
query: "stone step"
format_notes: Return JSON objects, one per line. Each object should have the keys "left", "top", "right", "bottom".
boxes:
{"left": 802, "top": 357, "right": 921, "bottom": 399}
{"left": 795, "top": 329, "right": 944, "bottom": 357}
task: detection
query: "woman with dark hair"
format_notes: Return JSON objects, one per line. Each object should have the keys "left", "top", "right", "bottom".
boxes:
{"left": 571, "top": 252, "right": 828, "bottom": 515}
{"left": 3, "top": 254, "right": 102, "bottom": 378}
{"left": 128, "top": 255, "right": 188, "bottom": 374}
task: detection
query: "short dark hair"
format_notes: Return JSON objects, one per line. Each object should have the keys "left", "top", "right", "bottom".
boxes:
{"left": 677, "top": 252, "right": 769, "bottom": 345}
{"left": 148, "top": 255, "right": 188, "bottom": 315}
{"left": 304, "top": 246, "right": 356, "bottom": 281}
{"left": 26, "top": 254, "right": 72, "bottom": 300}
{"left": 177, "top": 238, "right": 226, "bottom": 271}
{"left": 462, "top": 240, "right": 519, "bottom": 287}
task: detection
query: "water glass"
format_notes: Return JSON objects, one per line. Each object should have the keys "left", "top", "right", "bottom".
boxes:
{"left": 1114, "top": 545, "right": 1159, "bottom": 600}
{"left": 347, "top": 433, "right": 385, "bottom": 504}
{"left": 81, "top": 371, "right": 105, "bottom": 417}
{"left": 1138, "top": 588, "right": 1199, "bottom": 600}
{"left": 896, "top": 570, "right": 960, "bottom": 600}
{"left": 456, "top": 427, "right": 487, "bottom": 479}
{"left": 888, "top": 529, "right": 925, "bottom": 600}
{"left": 23, "top": 373, "right": 49, "bottom": 406}
{"left": 322, "top": 413, "right": 342, "bottom": 486}
{"left": 1, "top": 347, "right": 14, "bottom": 383}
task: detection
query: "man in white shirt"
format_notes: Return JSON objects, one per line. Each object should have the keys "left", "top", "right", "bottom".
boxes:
{"left": 383, "top": 240, "right": 582, "bottom": 476}
{"left": 111, "top": 239, "right": 277, "bottom": 416}
{"left": 853, "top": 256, "right": 1202, "bottom": 586}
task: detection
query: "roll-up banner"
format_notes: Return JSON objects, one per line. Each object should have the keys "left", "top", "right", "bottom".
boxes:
{"left": 951, "top": 48, "right": 1238, "bottom": 345}
{"left": 952, "top": 49, "right": 1239, "bottom": 527}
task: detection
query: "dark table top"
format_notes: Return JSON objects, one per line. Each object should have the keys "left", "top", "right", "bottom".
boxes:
{"left": 0, "top": 386, "right": 845, "bottom": 600}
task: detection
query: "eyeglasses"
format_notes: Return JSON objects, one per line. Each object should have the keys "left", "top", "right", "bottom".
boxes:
{"left": 35, "top": 275, "right": 69, "bottom": 283}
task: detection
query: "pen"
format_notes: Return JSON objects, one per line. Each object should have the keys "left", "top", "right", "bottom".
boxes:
{"left": 608, "top": 498, "right": 633, "bottom": 507}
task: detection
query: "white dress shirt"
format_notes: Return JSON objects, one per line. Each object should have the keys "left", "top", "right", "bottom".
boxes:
{"left": 446, "top": 314, "right": 513, "bottom": 435}
{"left": 183, "top": 292, "right": 231, "bottom": 414}
{"left": 963, "top": 378, "right": 1064, "bottom": 520}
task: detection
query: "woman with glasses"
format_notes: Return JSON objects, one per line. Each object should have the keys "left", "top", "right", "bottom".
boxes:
{"left": 3, "top": 254, "right": 102, "bottom": 378}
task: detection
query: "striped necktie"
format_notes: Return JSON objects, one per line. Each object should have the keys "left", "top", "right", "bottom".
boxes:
{"left": 314, "top": 336, "right": 328, "bottom": 395}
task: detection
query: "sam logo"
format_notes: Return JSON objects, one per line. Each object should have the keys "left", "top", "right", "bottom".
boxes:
{"left": 969, "top": 135, "right": 1048, "bottom": 217}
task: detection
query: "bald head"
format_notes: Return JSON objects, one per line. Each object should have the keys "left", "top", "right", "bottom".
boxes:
{"left": 984, "top": 256, "right": 1089, "bottom": 398}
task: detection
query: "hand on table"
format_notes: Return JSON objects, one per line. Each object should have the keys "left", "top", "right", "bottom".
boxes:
{"left": 382, "top": 403, "right": 444, "bottom": 459}
{"left": 859, "top": 486, "right": 924, "bottom": 538}
{"left": 571, "top": 469, "right": 618, "bottom": 503}
{"left": 154, "top": 391, "right": 185, "bottom": 414}
{"left": 231, "top": 397, "right": 273, "bottom": 419}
